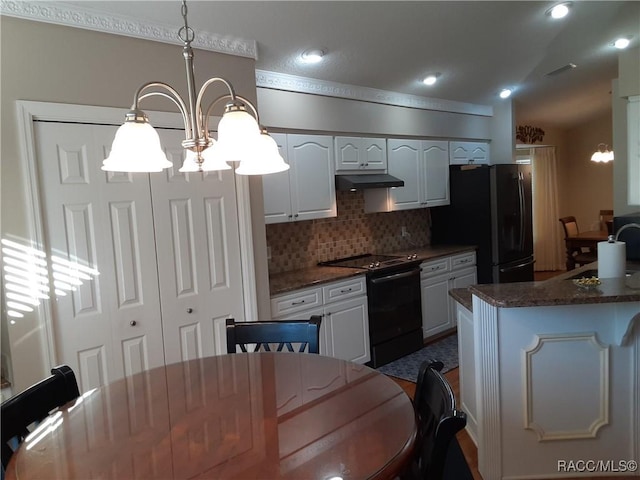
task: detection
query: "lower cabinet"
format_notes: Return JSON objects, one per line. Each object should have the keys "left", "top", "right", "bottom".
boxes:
{"left": 455, "top": 302, "right": 478, "bottom": 444}
{"left": 420, "top": 251, "right": 477, "bottom": 339}
{"left": 271, "top": 276, "right": 371, "bottom": 364}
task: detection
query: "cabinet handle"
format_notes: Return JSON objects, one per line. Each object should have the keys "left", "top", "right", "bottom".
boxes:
{"left": 291, "top": 300, "right": 306, "bottom": 305}
{"left": 288, "top": 214, "right": 293, "bottom": 218}
{"left": 186, "top": 308, "right": 193, "bottom": 313}
{"left": 294, "top": 213, "right": 299, "bottom": 218}
{"left": 130, "top": 320, "right": 137, "bottom": 326}
{"left": 339, "top": 288, "right": 352, "bottom": 293}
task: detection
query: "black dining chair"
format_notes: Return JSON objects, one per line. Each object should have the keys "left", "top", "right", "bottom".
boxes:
{"left": 226, "top": 316, "right": 322, "bottom": 354}
{"left": 1, "top": 365, "right": 80, "bottom": 469}
{"left": 406, "top": 360, "right": 471, "bottom": 480}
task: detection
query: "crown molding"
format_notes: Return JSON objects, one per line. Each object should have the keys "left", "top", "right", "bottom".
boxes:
{"left": 0, "top": 0, "right": 257, "bottom": 59}
{"left": 256, "top": 70, "right": 493, "bottom": 117}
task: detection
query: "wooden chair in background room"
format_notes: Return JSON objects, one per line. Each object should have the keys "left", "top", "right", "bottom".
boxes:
{"left": 1, "top": 365, "right": 80, "bottom": 469}
{"left": 225, "top": 316, "right": 322, "bottom": 354}
{"left": 405, "top": 361, "right": 472, "bottom": 480}
{"left": 558, "top": 216, "right": 597, "bottom": 267}
{"left": 599, "top": 209, "right": 614, "bottom": 234}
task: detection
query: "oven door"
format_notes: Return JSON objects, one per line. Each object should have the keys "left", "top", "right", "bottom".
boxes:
{"left": 367, "top": 266, "right": 422, "bottom": 346}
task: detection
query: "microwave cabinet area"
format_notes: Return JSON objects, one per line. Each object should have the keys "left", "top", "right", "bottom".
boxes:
{"left": 364, "top": 139, "right": 449, "bottom": 213}
{"left": 420, "top": 251, "right": 477, "bottom": 339}
{"left": 270, "top": 276, "right": 370, "bottom": 364}
{"left": 334, "top": 137, "right": 387, "bottom": 172}
{"left": 263, "top": 134, "right": 336, "bottom": 224}
{"left": 449, "top": 141, "right": 490, "bottom": 165}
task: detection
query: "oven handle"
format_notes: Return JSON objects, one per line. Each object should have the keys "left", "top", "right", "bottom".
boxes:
{"left": 369, "top": 267, "right": 421, "bottom": 284}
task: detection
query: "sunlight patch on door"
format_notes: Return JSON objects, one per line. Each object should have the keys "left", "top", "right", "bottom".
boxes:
{"left": 2, "top": 237, "right": 99, "bottom": 323}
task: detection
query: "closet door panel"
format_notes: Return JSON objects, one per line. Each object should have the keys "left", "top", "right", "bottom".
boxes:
{"left": 150, "top": 132, "right": 244, "bottom": 364}
{"left": 35, "top": 122, "right": 165, "bottom": 390}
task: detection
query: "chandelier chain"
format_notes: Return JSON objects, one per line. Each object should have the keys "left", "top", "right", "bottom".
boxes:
{"left": 178, "top": 0, "right": 195, "bottom": 45}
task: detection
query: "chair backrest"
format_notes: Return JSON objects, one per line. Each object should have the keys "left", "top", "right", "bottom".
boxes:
{"left": 559, "top": 216, "right": 579, "bottom": 238}
{"left": 413, "top": 361, "right": 467, "bottom": 480}
{"left": 226, "top": 316, "right": 322, "bottom": 354}
{"left": 599, "top": 209, "right": 614, "bottom": 231}
{"left": 1, "top": 365, "right": 80, "bottom": 468}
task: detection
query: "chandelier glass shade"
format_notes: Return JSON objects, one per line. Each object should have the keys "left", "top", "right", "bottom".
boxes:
{"left": 590, "top": 143, "right": 614, "bottom": 163}
{"left": 102, "top": 1, "right": 289, "bottom": 175}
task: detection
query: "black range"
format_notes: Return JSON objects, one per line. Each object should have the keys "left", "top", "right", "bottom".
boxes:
{"left": 319, "top": 253, "right": 423, "bottom": 368}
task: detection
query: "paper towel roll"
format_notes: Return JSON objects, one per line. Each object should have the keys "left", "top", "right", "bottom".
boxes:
{"left": 597, "top": 241, "right": 626, "bottom": 278}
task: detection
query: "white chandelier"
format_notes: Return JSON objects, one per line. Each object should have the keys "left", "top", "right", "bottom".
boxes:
{"left": 102, "top": 1, "right": 289, "bottom": 175}
{"left": 590, "top": 143, "right": 614, "bottom": 163}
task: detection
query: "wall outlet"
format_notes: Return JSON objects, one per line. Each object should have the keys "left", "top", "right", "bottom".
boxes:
{"left": 401, "top": 226, "right": 409, "bottom": 238}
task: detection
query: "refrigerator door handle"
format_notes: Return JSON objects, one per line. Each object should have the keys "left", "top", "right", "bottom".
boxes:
{"left": 499, "top": 257, "right": 536, "bottom": 273}
{"left": 518, "top": 171, "right": 526, "bottom": 252}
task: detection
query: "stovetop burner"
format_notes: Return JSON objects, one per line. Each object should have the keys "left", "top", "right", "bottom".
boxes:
{"left": 319, "top": 253, "right": 419, "bottom": 271}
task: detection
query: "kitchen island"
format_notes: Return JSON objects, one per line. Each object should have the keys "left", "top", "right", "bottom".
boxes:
{"left": 451, "top": 265, "right": 640, "bottom": 479}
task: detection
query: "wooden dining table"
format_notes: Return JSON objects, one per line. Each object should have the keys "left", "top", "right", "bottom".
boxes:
{"left": 5, "top": 353, "right": 417, "bottom": 480}
{"left": 564, "top": 229, "right": 609, "bottom": 270}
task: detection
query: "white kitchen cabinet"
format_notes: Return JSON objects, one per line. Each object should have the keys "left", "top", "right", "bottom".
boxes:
{"left": 449, "top": 141, "right": 490, "bottom": 165}
{"left": 420, "top": 251, "right": 477, "bottom": 339}
{"left": 263, "top": 133, "right": 336, "bottom": 224}
{"left": 271, "top": 276, "right": 370, "bottom": 364}
{"left": 455, "top": 302, "right": 478, "bottom": 444}
{"left": 334, "top": 136, "right": 387, "bottom": 172}
{"left": 364, "top": 139, "right": 449, "bottom": 212}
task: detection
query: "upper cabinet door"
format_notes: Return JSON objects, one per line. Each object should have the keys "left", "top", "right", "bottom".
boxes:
{"left": 263, "top": 133, "right": 293, "bottom": 224}
{"left": 449, "top": 141, "right": 490, "bottom": 165}
{"left": 334, "top": 137, "right": 387, "bottom": 172}
{"left": 388, "top": 139, "right": 422, "bottom": 210}
{"left": 422, "top": 140, "right": 450, "bottom": 207}
{"left": 361, "top": 138, "right": 387, "bottom": 170}
{"left": 334, "top": 137, "right": 362, "bottom": 171}
{"left": 287, "top": 134, "right": 336, "bottom": 222}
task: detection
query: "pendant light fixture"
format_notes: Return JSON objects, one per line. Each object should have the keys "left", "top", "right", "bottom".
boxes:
{"left": 102, "top": 0, "right": 289, "bottom": 175}
{"left": 590, "top": 143, "right": 614, "bottom": 163}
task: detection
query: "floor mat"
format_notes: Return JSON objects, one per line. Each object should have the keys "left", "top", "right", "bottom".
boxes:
{"left": 376, "top": 333, "right": 458, "bottom": 382}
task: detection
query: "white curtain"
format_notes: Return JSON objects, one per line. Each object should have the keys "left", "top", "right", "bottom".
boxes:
{"left": 531, "top": 147, "right": 564, "bottom": 271}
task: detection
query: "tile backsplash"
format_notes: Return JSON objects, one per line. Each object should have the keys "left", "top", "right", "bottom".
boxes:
{"left": 266, "top": 191, "right": 431, "bottom": 274}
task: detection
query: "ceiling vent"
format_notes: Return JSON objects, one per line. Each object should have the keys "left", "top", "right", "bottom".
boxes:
{"left": 545, "top": 63, "right": 577, "bottom": 76}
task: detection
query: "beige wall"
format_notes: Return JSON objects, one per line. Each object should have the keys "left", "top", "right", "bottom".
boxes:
{"left": 257, "top": 88, "right": 493, "bottom": 139}
{"left": 563, "top": 113, "right": 614, "bottom": 230}
{"left": 0, "top": 16, "right": 268, "bottom": 391}
{"left": 513, "top": 112, "right": 614, "bottom": 253}
{"left": 614, "top": 48, "right": 640, "bottom": 214}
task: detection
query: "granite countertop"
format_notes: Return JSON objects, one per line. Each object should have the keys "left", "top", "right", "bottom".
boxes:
{"left": 454, "top": 261, "right": 640, "bottom": 309}
{"left": 269, "top": 244, "right": 476, "bottom": 296}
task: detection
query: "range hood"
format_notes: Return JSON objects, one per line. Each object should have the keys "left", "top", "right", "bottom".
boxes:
{"left": 335, "top": 174, "right": 404, "bottom": 190}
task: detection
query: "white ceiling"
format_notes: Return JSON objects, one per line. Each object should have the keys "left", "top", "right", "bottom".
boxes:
{"left": 49, "top": 1, "right": 640, "bottom": 128}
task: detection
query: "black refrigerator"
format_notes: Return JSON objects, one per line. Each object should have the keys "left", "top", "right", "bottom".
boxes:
{"left": 431, "top": 164, "right": 534, "bottom": 284}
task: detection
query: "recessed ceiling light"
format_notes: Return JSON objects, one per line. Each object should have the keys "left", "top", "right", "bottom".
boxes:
{"left": 613, "top": 37, "right": 631, "bottom": 49}
{"left": 300, "top": 49, "right": 325, "bottom": 64}
{"left": 547, "top": 2, "right": 572, "bottom": 19}
{"left": 499, "top": 88, "right": 513, "bottom": 99}
{"left": 422, "top": 73, "right": 441, "bottom": 86}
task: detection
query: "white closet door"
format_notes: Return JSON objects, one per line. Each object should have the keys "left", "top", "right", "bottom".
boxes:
{"left": 150, "top": 130, "right": 244, "bottom": 364}
{"left": 34, "top": 122, "right": 165, "bottom": 391}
